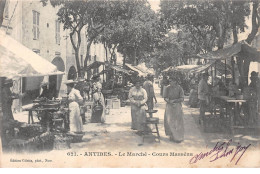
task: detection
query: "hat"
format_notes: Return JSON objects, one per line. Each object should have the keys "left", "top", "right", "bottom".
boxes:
{"left": 251, "top": 71, "right": 258, "bottom": 77}
{"left": 4, "top": 79, "right": 13, "bottom": 85}
{"left": 64, "top": 80, "right": 77, "bottom": 85}
{"left": 40, "top": 82, "right": 49, "bottom": 87}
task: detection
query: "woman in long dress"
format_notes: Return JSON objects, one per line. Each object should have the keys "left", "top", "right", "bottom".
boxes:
{"left": 128, "top": 81, "right": 148, "bottom": 133}
{"left": 65, "top": 80, "right": 83, "bottom": 133}
{"left": 164, "top": 76, "right": 185, "bottom": 142}
{"left": 91, "top": 88, "right": 105, "bottom": 123}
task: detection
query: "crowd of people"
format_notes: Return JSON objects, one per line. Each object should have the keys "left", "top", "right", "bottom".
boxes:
{"left": 187, "top": 71, "right": 260, "bottom": 127}
{"left": 2, "top": 69, "right": 258, "bottom": 144}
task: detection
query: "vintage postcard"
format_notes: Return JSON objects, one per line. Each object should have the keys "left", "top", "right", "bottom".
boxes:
{"left": 0, "top": 0, "right": 259, "bottom": 168}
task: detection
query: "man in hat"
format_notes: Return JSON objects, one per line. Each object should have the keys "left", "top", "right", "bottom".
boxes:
{"left": 143, "top": 74, "right": 157, "bottom": 114}
{"left": 246, "top": 71, "right": 259, "bottom": 126}
{"left": 1, "top": 79, "right": 17, "bottom": 120}
{"left": 39, "top": 82, "right": 51, "bottom": 99}
{"left": 83, "top": 79, "right": 92, "bottom": 101}
{"left": 198, "top": 72, "right": 210, "bottom": 125}
{"left": 92, "top": 75, "right": 102, "bottom": 94}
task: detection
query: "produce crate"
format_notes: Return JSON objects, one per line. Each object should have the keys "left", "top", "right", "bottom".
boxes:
{"left": 112, "top": 99, "right": 120, "bottom": 109}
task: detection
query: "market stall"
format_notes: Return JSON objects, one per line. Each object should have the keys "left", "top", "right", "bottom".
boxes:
{"left": 0, "top": 31, "right": 68, "bottom": 151}
{"left": 192, "top": 40, "right": 260, "bottom": 133}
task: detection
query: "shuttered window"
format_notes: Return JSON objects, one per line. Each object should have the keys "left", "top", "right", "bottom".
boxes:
{"left": 33, "top": 10, "right": 40, "bottom": 40}
{"left": 55, "top": 20, "right": 60, "bottom": 45}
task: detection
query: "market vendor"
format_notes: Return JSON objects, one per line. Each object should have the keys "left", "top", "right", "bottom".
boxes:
{"left": 1, "top": 78, "right": 18, "bottom": 120}
{"left": 92, "top": 75, "right": 102, "bottom": 94}
{"left": 189, "top": 74, "right": 199, "bottom": 108}
{"left": 65, "top": 80, "right": 83, "bottom": 133}
{"left": 83, "top": 79, "right": 92, "bottom": 101}
{"left": 244, "top": 71, "right": 259, "bottom": 126}
{"left": 91, "top": 87, "right": 105, "bottom": 123}
{"left": 212, "top": 77, "right": 228, "bottom": 96}
{"left": 143, "top": 74, "right": 157, "bottom": 113}
{"left": 198, "top": 72, "right": 210, "bottom": 125}
{"left": 39, "top": 82, "right": 52, "bottom": 99}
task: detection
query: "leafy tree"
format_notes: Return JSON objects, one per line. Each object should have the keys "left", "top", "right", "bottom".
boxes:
{"left": 98, "top": 0, "right": 163, "bottom": 66}
{"left": 147, "top": 31, "right": 197, "bottom": 73}
{"left": 160, "top": 0, "right": 251, "bottom": 51}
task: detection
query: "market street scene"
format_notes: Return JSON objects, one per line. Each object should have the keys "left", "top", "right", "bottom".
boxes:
{"left": 0, "top": 0, "right": 260, "bottom": 167}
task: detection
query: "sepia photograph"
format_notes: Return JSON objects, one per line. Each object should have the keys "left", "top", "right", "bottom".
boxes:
{"left": 0, "top": 0, "right": 259, "bottom": 168}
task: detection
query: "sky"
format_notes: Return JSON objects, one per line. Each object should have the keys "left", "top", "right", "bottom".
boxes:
{"left": 148, "top": 0, "right": 161, "bottom": 12}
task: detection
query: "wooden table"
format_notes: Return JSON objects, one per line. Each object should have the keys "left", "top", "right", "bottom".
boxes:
{"left": 24, "top": 106, "right": 59, "bottom": 131}
{"left": 214, "top": 96, "right": 247, "bottom": 133}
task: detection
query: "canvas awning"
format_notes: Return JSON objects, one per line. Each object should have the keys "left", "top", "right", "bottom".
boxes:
{"left": 189, "top": 63, "right": 214, "bottom": 74}
{"left": 0, "top": 31, "right": 63, "bottom": 78}
{"left": 136, "top": 63, "right": 155, "bottom": 75}
{"left": 108, "top": 64, "right": 130, "bottom": 75}
{"left": 162, "top": 64, "right": 200, "bottom": 73}
{"left": 162, "top": 66, "right": 174, "bottom": 72}
{"left": 125, "top": 63, "right": 147, "bottom": 76}
{"left": 194, "top": 40, "right": 260, "bottom": 62}
{"left": 189, "top": 61, "right": 232, "bottom": 74}
{"left": 85, "top": 61, "right": 105, "bottom": 70}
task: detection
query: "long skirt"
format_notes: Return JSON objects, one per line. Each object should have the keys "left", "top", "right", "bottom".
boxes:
{"left": 189, "top": 89, "right": 198, "bottom": 107}
{"left": 91, "top": 106, "right": 103, "bottom": 123}
{"left": 131, "top": 104, "right": 147, "bottom": 131}
{"left": 91, "top": 92, "right": 106, "bottom": 123}
{"left": 69, "top": 102, "right": 83, "bottom": 133}
{"left": 164, "top": 103, "right": 184, "bottom": 142}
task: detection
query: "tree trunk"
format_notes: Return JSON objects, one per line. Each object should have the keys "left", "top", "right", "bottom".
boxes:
{"left": 232, "top": 25, "right": 238, "bottom": 44}
{"left": 0, "top": 0, "right": 6, "bottom": 27}
{"left": 239, "top": 1, "right": 259, "bottom": 88}
{"left": 84, "top": 38, "right": 94, "bottom": 67}
{"left": 245, "top": 1, "right": 259, "bottom": 45}
{"left": 75, "top": 49, "right": 81, "bottom": 78}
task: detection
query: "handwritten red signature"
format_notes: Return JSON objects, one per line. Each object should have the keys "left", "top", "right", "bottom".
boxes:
{"left": 189, "top": 139, "right": 251, "bottom": 165}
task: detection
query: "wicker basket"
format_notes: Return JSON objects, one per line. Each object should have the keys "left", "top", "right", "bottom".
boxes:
{"left": 67, "top": 132, "right": 84, "bottom": 143}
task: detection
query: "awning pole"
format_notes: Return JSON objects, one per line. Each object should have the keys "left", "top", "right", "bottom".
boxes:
{"left": 214, "top": 61, "right": 217, "bottom": 81}
{"left": 211, "top": 65, "right": 213, "bottom": 85}
{"left": 103, "top": 65, "right": 105, "bottom": 82}
{"left": 225, "top": 59, "right": 227, "bottom": 84}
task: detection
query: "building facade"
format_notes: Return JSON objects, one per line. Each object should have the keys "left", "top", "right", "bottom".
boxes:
{"left": 1, "top": 0, "right": 107, "bottom": 110}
